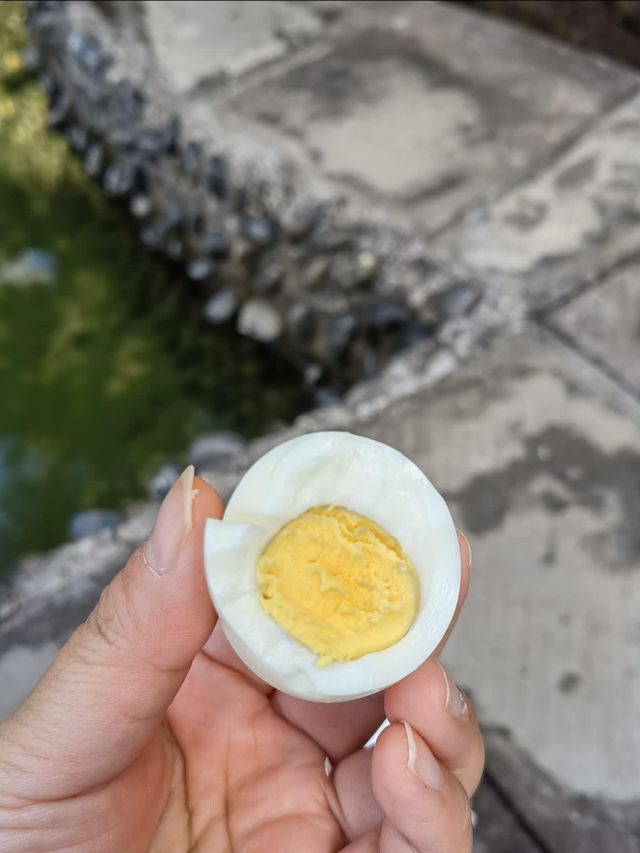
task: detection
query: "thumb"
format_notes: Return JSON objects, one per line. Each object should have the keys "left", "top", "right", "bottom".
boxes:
{"left": 0, "top": 466, "right": 222, "bottom": 794}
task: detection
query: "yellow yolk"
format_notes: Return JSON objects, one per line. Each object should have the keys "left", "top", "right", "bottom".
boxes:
{"left": 257, "top": 506, "right": 420, "bottom": 667}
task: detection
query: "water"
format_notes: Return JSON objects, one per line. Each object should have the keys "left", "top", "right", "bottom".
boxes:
{"left": 0, "top": 4, "right": 309, "bottom": 574}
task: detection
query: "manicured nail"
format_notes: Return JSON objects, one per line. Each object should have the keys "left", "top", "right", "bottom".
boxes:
{"left": 436, "top": 659, "right": 469, "bottom": 718}
{"left": 402, "top": 721, "right": 444, "bottom": 790}
{"left": 457, "top": 529, "right": 472, "bottom": 569}
{"left": 146, "top": 466, "right": 195, "bottom": 575}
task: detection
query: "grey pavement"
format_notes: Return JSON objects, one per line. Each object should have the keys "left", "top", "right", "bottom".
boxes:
{"left": 360, "top": 329, "right": 640, "bottom": 802}
{"left": 145, "top": 0, "right": 323, "bottom": 90}
{"left": 440, "top": 93, "right": 640, "bottom": 307}
{"left": 227, "top": 1, "right": 636, "bottom": 233}
{"left": 550, "top": 257, "right": 640, "bottom": 396}
{"left": 6, "top": 1, "right": 640, "bottom": 849}
{"left": 0, "top": 642, "right": 60, "bottom": 719}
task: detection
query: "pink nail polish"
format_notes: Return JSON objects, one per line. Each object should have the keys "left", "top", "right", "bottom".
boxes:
{"left": 436, "top": 659, "right": 469, "bottom": 718}
{"left": 145, "top": 466, "right": 195, "bottom": 575}
{"left": 402, "top": 721, "right": 444, "bottom": 790}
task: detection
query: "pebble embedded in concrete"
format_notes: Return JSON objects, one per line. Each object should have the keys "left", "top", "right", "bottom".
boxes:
{"left": 237, "top": 298, "right": 284, "bottom": 342}
{"left": 203, "top": 289, "right": 238, "bottom": 324}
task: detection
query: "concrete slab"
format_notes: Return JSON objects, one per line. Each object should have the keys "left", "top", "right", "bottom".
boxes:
{"left": 0, "top": 515, "right": 155, "bottom": 719}
{"left": 350, "top": 329, "right": 640, "bottom": 801}
{"left": 472, "top": 778, "right": 540, "bottom": 853}
{"left": 0, "top": 642, "right": 58, "bottom": 719}
{"left": 230, "top": 1, "right": 636, "bottom": 231}
{"left": 143, "top": 0, "right": 322, "bottom": 93}
{"left": 483, "top": 729, "right": 640, "bottom": 853}
{"left": 441, "top": 93, "right": 640, "bottom": 307}
{"left": 231, "top": 325, "right": 640, "bottom": 806}
{"left": 550, "top": 259, "right": 640, "bottom": 395}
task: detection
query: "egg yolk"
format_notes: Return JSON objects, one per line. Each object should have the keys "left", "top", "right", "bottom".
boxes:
{"left": 257, "top": 506, "right": 420, "bottom": 667}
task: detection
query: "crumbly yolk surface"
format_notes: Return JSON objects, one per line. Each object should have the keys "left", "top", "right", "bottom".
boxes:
{"left": 257, "top": 506, "right": 420, "bottom": 667}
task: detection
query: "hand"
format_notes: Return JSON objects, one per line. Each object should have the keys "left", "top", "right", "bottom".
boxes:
{"left": 0, "top": 468, "right": 482, "bottom": 852}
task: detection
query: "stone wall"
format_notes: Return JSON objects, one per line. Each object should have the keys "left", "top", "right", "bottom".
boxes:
{"left": 25, "top": 0, "right": 490, "bottom": 398}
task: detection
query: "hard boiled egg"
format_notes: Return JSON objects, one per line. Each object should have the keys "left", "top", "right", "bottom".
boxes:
{"left": 204, "top": 431, "right": 460, "bottom": 702}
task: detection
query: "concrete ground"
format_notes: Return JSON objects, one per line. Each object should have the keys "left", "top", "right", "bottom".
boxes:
{"left": 4, "top": 2, "right": 640, "bottom": 850}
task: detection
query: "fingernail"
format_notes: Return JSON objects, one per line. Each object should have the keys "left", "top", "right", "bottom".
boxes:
{"left": 457, "top": 529, "right": 472, "bottom": 569}
{"left": 402, "top": 721, "right": 443, "bottom": 790}
{"left": 146, "top": 466, "right": 196, "bottom": 575}
{"left": 436, "top": 659, "right": 469, "bottom": 718}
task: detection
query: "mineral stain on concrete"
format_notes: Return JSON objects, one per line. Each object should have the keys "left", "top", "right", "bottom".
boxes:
{"left": 541, "top": 532, "right": 558, "bottom": 566}
{"left": 554, "top": 155, "right": 598, "bottom": 190}
{"left": 445, "top": 425, "right": 640, "bottom": 570}
{"left": 558, "top": 671, "right": 582, "bottom": 694}
{"left": 503, "top": 197, "right": 548, "bottom": 231}
{"left": 539, "top": 490, "right": 570, "bottom": 514}
{"left": 238, "top": 25, "right": 534, "bottom": 206}
{"left": 275, "top": 29, "right": 470, "bottom": 118}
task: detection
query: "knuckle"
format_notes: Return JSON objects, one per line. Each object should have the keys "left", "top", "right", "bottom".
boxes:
{"left": 74, "top": 573, "right": 142, "bottom": 665}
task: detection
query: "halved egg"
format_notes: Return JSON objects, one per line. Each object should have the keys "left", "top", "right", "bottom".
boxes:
{"left": 204, "top": 431, "right": 460, "bottom": 702}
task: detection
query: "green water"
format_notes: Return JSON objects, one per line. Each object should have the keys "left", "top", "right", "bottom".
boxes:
{"left": 0, "top": 4, "right": 308, "bottom": 574}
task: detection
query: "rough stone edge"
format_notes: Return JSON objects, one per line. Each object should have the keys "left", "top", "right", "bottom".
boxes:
{"left": 483, "top": 727, "right": 640, "bottom": 852}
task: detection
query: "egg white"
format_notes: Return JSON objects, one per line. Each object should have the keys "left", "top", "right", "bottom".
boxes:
{"left": 204, "top": 431, "right": 460, "bottom": 702}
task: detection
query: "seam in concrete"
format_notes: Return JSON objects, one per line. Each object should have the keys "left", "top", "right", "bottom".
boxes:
{"left": 482, "top": 768, "right": 553, "bottom": 853}
{"left": 187, "top": 0, "right": 420, "bottom": 100}
{"left": 190, "top": 38, "right": 337, "bottom": 101}
{"left": 535, "top": 247, "right": 640, "bottom": 319}
{"left": 541, "top": 316, "right": 640, "bottom": 410}
{"left": 211, "top": 19, "right": 640, "bottom": 242}
{"left": 431, "top": 79, "right": 640, "bottom": 242}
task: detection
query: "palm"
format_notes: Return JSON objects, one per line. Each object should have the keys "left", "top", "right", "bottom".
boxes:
{"left": 108, "top": 629, "right": 383, "bottom": 853}
{"left": 0, "top": 481, "right": 476, "bottom": 853}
